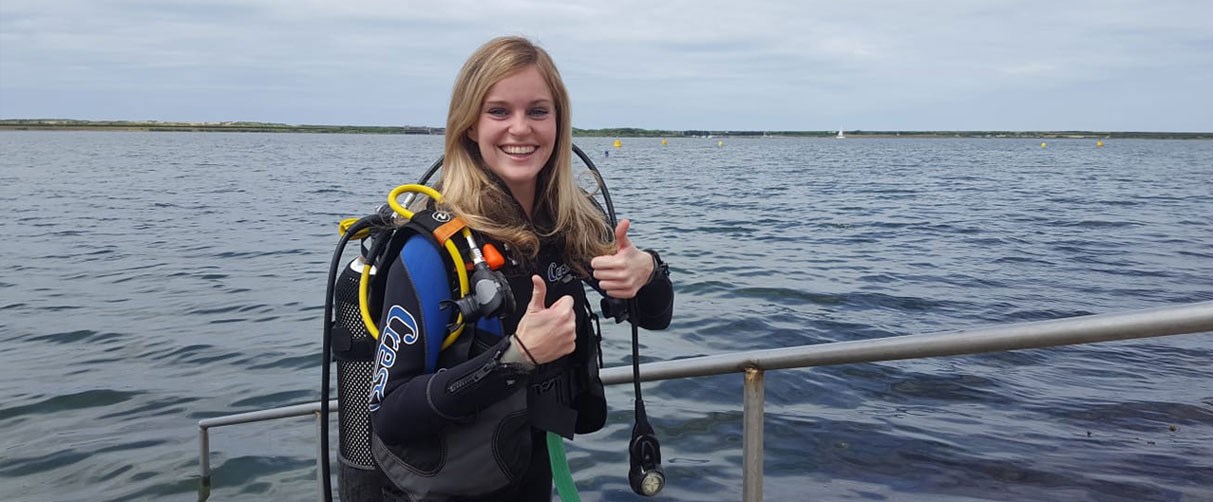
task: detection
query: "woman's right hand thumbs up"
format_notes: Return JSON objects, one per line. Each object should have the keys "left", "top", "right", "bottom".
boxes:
{"left": 513, "top": 275, "right": 576, "bottom": 364}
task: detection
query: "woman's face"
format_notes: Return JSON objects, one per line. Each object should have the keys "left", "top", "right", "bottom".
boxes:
{"left": 467, "top": 65, "right": 557, "bottom": 200}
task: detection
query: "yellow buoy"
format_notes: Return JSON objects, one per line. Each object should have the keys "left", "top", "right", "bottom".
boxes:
{"left": 717, "top": 140, "right": 724, "bottom": 147}
{"left": 660, "top": 138, "right": 668, "bottom": 146}
{"left": 613, "top": 139, "right": 622, "bottom": 148}
{"left": 1096, "top": 140, "right": 1104, "bottom": 147}
{"left": 1040, "top": 142, "right": 1047, "bottom": 148}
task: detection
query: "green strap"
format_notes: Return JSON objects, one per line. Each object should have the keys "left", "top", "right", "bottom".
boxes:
{"left": 547, "top": 431, "right": 581, "bottom": 502}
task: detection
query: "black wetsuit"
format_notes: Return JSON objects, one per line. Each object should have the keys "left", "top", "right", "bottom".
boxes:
{"left": 369, "top": 202, "right": 673, "bottom": 501}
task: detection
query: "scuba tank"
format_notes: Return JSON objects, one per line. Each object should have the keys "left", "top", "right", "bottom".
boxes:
{"left": 331, "top": 256, "right": 391, "bottom": 500}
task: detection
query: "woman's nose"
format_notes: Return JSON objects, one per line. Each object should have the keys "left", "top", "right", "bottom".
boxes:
{"left": 507, "top": 114, "right": 531, "bottom": 135}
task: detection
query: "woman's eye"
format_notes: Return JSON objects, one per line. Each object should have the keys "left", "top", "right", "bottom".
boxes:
{"left": 487, "top": 108, "right": 508, "bottom": 117}
{"left": 528, "top": 108, "right": 550, "bottom": 118}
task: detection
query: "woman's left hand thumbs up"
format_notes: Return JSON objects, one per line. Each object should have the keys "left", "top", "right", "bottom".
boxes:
{"left": 590, "top": 219, "right": 655, "bottom": 299}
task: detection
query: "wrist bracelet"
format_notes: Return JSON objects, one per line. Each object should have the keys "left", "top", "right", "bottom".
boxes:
{"left": 513, "top": 335, "right": 538, "bottom": 366}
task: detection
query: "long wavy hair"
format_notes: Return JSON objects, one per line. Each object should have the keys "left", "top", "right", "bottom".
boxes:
{"left": 439, "top": 36, "right": 614, "bottom": 276}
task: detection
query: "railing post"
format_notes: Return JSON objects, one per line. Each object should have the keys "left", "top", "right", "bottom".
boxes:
{"left": 315, "top": 411, "right": 326, "bottom": 502}
{"left": 743, "top": 367, "right": 765, "bottom": 502}
{"left": 199, "top": 425, "right": 211, "bottom": 497}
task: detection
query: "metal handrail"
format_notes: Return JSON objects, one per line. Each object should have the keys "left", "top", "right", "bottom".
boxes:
{"left": 197, "top": 300, "right": 1213, "bottom": 501}
{"left": 598, "top": 299, "right": 1213, "bottom": 384}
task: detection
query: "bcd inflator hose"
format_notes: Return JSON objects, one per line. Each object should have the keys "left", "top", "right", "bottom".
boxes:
{"left": 548, "top": 432, "right": 581, "bottom": 502}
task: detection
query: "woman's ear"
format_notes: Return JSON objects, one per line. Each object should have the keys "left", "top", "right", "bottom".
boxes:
{"left": 466, "top": 126, "right": 477, "bottom": 143}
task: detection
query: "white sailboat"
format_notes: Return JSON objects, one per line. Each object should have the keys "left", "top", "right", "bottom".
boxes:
{"left": 835, "top": 129, "right": 845, "bottom": 139}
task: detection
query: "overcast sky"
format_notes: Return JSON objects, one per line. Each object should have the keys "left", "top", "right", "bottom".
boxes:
{"left": 2, "top": 1, "right": 1210, "bottom": 131}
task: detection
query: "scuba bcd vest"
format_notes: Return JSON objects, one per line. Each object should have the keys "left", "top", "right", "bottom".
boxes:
{"left": 364, "top": 208, "right": 532, "bottom": 502}
{"left": 329, "top": 185, "right": 604, "bottom": 501}
{"left": 321, "top": 146, "right": 667, "bottom": 502}
{"left": 326, "top": 184, "right": 521, "bottom": 501}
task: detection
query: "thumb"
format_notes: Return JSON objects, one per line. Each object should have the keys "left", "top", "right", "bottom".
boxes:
{"left": 527, "top": 275, "right": 547, "bottom": 313}
{"left": 614, "top": 219, "right": 634, "bottom": 251}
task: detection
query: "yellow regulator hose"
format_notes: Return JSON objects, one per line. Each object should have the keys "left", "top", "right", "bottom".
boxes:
{"left": 356, "top": 184, "right": 470, "bottom": 349}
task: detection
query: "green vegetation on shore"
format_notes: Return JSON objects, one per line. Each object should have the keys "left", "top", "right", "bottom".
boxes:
{"left": 0, "top": 119, "right": 441, "bottom": 135}
{"left": 1, "top": 119, "right": 1208, "bottom": 140}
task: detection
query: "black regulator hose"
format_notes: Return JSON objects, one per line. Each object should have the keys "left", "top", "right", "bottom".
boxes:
{"left": 626, "top": 297, "right": 665, "bottom": 496}
{"left": 417, "top": 156, "right": 444, "bottom": 187}
{"left": 573, "top": 145, "right": 665, "bottom": 497}
{"left": 319, "top": 233, "right": 350, "bottom": 502}
{"left": 320, "top": 213, "right": 391, "bottom": 502}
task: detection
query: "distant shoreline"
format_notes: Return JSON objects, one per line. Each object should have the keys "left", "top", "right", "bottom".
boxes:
{"left": 1, "top": 119, "right": 1209, "bottom": 140}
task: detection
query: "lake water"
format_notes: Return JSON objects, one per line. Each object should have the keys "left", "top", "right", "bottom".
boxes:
{"left": 1, "top": 131, "right": 1210, "bottom": 501}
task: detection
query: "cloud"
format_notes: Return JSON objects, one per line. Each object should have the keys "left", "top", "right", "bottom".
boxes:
{"left": 2, "top": 0, "right": 1210, "bottom": 130}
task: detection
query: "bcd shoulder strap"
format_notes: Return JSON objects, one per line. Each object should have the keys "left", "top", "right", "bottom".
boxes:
{"left": 368, "top": 209, "right": 508, "bottom": 374}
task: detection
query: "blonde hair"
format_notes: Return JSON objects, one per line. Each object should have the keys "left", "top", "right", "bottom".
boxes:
{"left": 439, "top": 36, "right": 614, "bottom": 275}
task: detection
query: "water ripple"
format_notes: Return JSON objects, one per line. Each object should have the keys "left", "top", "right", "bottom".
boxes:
{"left": 3, "top": 133, "right": 1212, "bottom": 501}
{"left": 0, "top": 389, "right": 141, "bottom": 422}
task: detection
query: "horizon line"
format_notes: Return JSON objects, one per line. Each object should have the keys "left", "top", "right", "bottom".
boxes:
{"left": 1, "top": 119, "right": 1210, "bottom": 135}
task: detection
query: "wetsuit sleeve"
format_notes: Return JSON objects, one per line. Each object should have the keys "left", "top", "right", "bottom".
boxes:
{"left": 586, "top": 252, "right": 673, "bottom": 331}
{"left": 633, "top": 259, "right": 673, "bottom": 330}
{"left": 369, "top": 254, "right": 531, "bottom": 446}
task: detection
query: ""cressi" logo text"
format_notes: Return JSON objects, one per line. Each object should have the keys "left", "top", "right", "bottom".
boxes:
{"left": 368, "top": 305, "right": 418, "bottom": 411}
